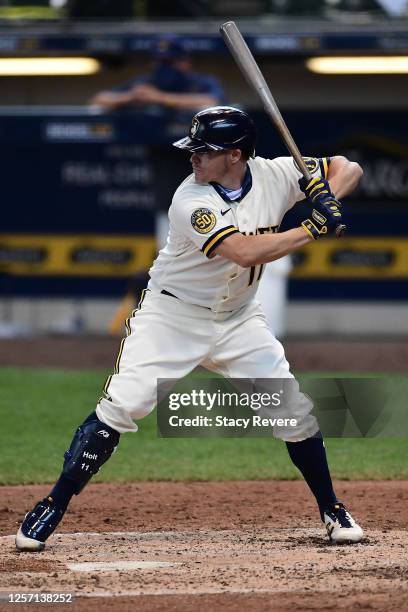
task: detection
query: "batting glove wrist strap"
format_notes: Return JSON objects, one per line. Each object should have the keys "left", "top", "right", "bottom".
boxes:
{"left": 301, "top": 218, "right": 321, "bottom": 240}
{"left": 301, "top": 199, "right": 343, "bottom": 240}
{"left": 299, "top": 176, "right": 334, "bottom": 206}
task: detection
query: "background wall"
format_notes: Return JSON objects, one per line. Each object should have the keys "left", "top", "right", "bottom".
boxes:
{"left": 0, "top": 10, "right": 407, "bottom": 336}
{"left": 2, "top": 57, "right": 408, "bottom": 109}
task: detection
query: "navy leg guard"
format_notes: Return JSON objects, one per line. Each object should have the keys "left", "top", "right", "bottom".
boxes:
{"left": 62, "top": 417, "right": 120, "bottom": 493}
{"left": 16, "top": 497, "right": 65, "bottom": 551}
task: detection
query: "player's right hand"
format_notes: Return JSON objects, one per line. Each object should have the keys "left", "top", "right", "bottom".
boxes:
{"left": 299, "top": 176, "right": 335, "bottom": 207}
{"left": 301, "top": 198, "right": 343, "bottom": 240}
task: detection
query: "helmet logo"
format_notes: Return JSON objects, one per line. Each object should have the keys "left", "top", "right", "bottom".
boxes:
{"left": 190, "top": 117, "right": 199, "bottom": 138}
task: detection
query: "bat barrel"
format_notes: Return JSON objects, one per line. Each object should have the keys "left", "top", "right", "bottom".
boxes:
{"left": 220, "top": 21, "right": 312, "bottom": 181}
{"left": 220, "top": 20, "right": 345, "bottom": 238}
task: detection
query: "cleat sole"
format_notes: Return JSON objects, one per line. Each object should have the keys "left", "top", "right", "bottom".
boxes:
{"left": 15, "top": 528, "right": 45, "bottom": 552}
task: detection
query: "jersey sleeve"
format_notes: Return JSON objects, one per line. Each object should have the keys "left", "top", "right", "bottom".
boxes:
{"left": 170, "top": 194, "right": 240, "bottom": 258}
{"left": 271, "top": 156, "right": 332, "bottom": 212}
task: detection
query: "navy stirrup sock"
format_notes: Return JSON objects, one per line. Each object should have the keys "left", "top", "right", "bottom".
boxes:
{"left": 285, "top": 432, "right": 338, "bottom": 520}
{"left": 49, "top": 411, "right": 116, "bottom": 510}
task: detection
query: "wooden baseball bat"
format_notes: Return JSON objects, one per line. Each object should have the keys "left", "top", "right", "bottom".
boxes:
{"left": 220, "top": 20, "right": 346, "bottom": 238}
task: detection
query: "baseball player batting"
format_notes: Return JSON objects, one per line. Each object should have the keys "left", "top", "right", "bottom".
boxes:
{"left": 16, "top": 106, "right": 364, "bottom": 552}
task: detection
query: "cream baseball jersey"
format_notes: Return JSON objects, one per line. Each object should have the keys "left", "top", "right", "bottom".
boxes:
{"left": 148, "top": 155, "right": 330, "bottom": 312}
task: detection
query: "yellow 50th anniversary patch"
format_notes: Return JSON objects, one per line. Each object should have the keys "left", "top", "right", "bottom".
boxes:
{"left": 191, "top": 208, "right": 217, "bottom": 234}
{"left": 293, "top": 157, "right": 319, "bottom": 174}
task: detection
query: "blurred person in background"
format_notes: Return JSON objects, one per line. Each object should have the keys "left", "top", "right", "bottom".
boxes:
{"left": 90, "top": 37, "right": 225, "bottom": 119}
{"left": 90, "top": 36, "right": 226, "bottom": 250}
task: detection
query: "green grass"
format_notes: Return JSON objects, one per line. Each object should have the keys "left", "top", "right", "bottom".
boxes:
{"left": 0, "top": 367, "right": 406, "bottom": 485}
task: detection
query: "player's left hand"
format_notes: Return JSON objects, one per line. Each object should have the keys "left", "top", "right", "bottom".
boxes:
{"left": 299, "top": 176, "right": 336, "bottom": 207}
{"left": 301, "top": 197, "right": 343, "bottom": 239}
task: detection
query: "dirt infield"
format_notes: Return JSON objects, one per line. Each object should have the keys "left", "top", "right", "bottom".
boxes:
{"left": 1, "top": 480, "right": 407, "bottom": 611}
{"left": 0, "top": 335, "right": 407, "bottom": 371}
{"left": 1, "top": 338, "right": 407, "bottom": 609}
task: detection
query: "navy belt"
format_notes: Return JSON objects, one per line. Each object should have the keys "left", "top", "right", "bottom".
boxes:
{"left": 160, "top": 289, "right": 211, "bottom": 310}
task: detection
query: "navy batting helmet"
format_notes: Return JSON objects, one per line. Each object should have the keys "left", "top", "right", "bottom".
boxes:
{"left": 173, "top": 106, "right": 256, "bottom": 158}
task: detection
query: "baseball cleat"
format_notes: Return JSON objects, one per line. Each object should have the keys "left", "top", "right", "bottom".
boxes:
{"left": 324, "top": 502, "right": 364, "bottom": 544}
{"left": 15, "top": 497, "right": 65, "bottom": 552}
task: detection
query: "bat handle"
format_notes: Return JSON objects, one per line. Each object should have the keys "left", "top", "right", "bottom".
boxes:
{"left": 335, "top": 223, "right": 347, "bottom": 238}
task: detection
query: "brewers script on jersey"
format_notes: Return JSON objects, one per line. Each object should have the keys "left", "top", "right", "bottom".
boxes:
{"left": 151, "top": 155, "right": 325, "bottom": 310}
{"left": 96, "top": 154, "right": 326, "bottom": 436}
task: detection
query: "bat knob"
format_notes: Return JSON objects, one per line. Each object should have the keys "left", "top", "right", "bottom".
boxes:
{"left": 335, "top": 223, "right": 347, "bottom": 238}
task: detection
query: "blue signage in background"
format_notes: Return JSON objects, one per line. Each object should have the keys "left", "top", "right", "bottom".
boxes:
{"left": 1, "top": 109, "right": 407, "bottom": 300}
{"left": 1, "top": 112, "right": 165, "bottom": 234}
{"left": 2, "top": 31, "right": 408, "bottom": 56}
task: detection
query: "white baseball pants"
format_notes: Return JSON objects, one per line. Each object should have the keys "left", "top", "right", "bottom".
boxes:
{"left": 96, "top": 290, "right": 318, "bottom": 441}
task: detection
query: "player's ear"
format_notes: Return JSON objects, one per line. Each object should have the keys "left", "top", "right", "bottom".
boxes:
{"left": 230, "top": 148, "right": 243, "bottom": 164}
